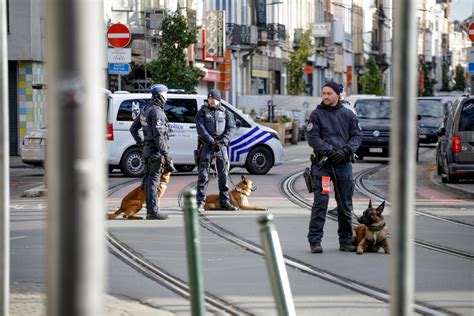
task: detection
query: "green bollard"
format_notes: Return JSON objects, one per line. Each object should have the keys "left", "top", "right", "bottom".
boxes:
{"left": 258, "top": 213, "right": 296, "bottom": 316}
{"left": 183, "top": 189, "right": 205, "bottom": 316}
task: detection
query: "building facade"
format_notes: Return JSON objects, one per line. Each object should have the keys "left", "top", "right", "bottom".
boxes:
{"left": 7, "top": 0, "right": 472, "bottom": 155}
{"left": 7, "top": 0, "right": 46, "bottom": 155}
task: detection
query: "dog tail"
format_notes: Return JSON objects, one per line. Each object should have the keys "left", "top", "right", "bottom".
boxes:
{"left": 107, "top": 207, "right": 123, "bottom": 220}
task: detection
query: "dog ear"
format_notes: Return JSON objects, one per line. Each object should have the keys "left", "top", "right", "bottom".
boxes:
{"left": 376, "top": 201, "right": 385, "bottom": 214}
{"left": 242, "top": 175, "right": 248, "bottom": 182}
{"left": 368, "top": 199, "right": 372, "bottom": 209}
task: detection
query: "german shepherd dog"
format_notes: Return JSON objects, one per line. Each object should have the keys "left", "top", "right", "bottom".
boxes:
{"left": 204, "top": 175, "right": 268, "bottom": 211}
{"left": 352, "top": 200, "right": 390, "bottom": 255}
{"left": 107, "top": 172, "right": 171, "bottom": 220}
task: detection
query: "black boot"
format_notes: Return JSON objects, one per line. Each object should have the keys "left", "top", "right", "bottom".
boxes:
{"left": 221, "top": 202, "right": 238, "bottom": 211}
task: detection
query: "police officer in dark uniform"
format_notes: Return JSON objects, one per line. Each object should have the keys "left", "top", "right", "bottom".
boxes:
{"left": 306, "top": 81, "right": 362, "bottom": 253}
{"left": 195, "top": 89, "right": 237, "bottom": 212}
{"left": 130, "top": 84, "right": 173, "bottom": 220}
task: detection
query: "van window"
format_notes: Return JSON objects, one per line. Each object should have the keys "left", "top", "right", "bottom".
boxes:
{"left": 417, "top": 100, "right": 444, "bottom": 118}
{"left": 117, "top": 99, "right": 150, "bottom": 121}
{"left": 164, "top": 99, "right": 197, "bottom": 123}
{"left": 459, "top": 101, "right": 474, "bottom": 131}
{"left": 355, "top": 99, "right": 391, "bottom": 119}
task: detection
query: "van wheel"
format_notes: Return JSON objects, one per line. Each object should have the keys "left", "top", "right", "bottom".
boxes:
{"left": 446, "top": 172, "right": 459, "bottom": 184}
{"left": 175, "top": 165, "right": 195, "bottom": 172}
{"left": 120, "top": 148, "right": 145, "bottom": 177}
{"left": 245, "top": 146, "right": 273, "bottom": 175}
{"left": 436, "top": 161, "right": 442, "bottom": 175}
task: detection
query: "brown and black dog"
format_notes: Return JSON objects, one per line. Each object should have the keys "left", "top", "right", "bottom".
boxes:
{"left": 107, "top": 172, "right": 171, "bottom": 220}
{"left": 352, "top": 200, "right": 390, "bottom": 255}
{"left": 204, "top": 175, "right": 268, "bottom": 211}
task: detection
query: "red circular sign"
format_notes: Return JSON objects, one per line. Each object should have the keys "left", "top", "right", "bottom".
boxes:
{"left": 469, "top": 23, "right": 474, "bottom": 42}
{"left": 107, "top": 23, "right": 131, "bottom": 48}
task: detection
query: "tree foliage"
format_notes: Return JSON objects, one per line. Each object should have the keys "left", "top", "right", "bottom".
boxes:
{"left": 453, "top": 64, "right": 466, "bottom": 91}
{"left": 146, "top": 11, "right": 204, "bottom": 93}
{"left": 359, "top": 57, "right": 384, "bottom": 96}
{"left": 419, "top": 63, "right": 434, "bottom": 96}
{"left": 440, "top": 61, "right": 451, "bottom": 92}
{"left": 287, "top": 29, "right": 314, "bottom": 95}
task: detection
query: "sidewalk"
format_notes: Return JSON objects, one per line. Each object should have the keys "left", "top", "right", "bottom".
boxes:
{"left": 10, "top": 282, "right": 173, "bottom": 316}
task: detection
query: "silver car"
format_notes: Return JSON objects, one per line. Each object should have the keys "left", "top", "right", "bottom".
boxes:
{"left": 20, "top": 127, "right": 47, "bottom": 167}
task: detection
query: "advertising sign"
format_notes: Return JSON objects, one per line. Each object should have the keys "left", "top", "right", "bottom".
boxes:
{"left": 205, "top": 10, "right": 226, "bottom": 59}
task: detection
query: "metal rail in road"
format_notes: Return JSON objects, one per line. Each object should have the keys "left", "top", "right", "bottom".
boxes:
{"left": 106, "top": 180, "right": 251, "bottom": 316}
{"left": 280, "top": 169, "right": 474, "bottom": 261}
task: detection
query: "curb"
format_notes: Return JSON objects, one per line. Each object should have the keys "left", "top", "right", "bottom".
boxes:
{"left": 430, "top": 172, "right": 474, "bottom": 200}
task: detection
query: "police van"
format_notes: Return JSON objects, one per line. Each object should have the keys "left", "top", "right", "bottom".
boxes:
{"left": 106, "top": 92, "right": 284, "bottom": 176}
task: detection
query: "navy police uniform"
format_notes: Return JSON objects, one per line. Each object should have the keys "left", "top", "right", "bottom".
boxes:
{"left": 195, "top": 90, "right": 236, "bottom": 210}
{"left": 306, "top": 93, "right": 362, "bottom": 250}
{"left": 130, "top": 84, "right": 170, "bottom": 220}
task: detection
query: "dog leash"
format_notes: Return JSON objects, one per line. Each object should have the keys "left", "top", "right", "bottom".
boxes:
{"left": 330, "top": 164, "right": 360, "bottom": 223}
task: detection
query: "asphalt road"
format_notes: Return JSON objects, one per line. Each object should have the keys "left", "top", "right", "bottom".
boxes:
{"left": 9, "top": 144, "right": 474, "bottom": 315}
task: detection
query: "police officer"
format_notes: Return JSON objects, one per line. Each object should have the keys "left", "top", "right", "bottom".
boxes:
{"left": 195, "top": 89, "right": 237, "bottom": 212}
{"left": 130, "top": 84, "right": 174, "bottom": 220}
{"left": 306, "top": 81, "right": 362, "bottom": 253}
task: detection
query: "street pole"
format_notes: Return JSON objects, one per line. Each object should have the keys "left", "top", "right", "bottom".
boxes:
{"left": 390, "top": 0, "right": 417, "bottom": 315}
{"left": 258, "top": 214, "right": 295, "bottom": 316}
{"left": 45, "top": 0, "right": 106, "bottom": 315}
{"left": 182, "top": 190, "right": 205, "bottom": 316}
{"left": 0, "top": 1, "right": 9, "bottom": 314}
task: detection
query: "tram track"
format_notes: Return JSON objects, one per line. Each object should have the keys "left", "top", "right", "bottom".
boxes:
{"left": 177, "top": 182, "right": 452, "bottom": 316}
{"left": 104, "top": 172, "right": 466, "bottom": 315}
{"left": 280, "top": 167, "right": 474, "bottom": 261}
{"left": 353, "top": 165, "right": 474, "bottom": 229}
{"left": 105, "top": 180, "right": 251, "bottom": 316}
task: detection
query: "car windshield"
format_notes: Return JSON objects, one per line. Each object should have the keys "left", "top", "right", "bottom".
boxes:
{"left": 417, "top": 100, "right": 444, "bottom": 118}
{"left": 355, "top": 99, "right": 391, "bottom": 119}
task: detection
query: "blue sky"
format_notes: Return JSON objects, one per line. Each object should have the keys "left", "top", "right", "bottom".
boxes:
{"left": 450, "top": 0, "right": 472, "bottom": 21}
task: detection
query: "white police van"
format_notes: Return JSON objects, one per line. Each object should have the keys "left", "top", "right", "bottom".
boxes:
{"left": 106, "top": 92, "right": 284, "bottom": 176}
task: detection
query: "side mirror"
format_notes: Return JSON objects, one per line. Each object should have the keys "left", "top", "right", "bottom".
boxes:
{"left": 436, "top": 127, "right": 445, "bottom": 136}
{"left": 417, "top": 114, "right": 422, "bottom": 121}
{"left": 235, "top": 119, "right": 242, "bottom": 128}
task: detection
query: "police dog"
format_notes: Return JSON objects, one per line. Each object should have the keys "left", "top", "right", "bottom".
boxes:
{"left": 204, "top": 175, "right": 268, "bottom": 211}
{"left": 107, "top": 172, "right": 171, "bottom": 220}
{"left": 352, "top": 200, "right": 390, "bottom": 255}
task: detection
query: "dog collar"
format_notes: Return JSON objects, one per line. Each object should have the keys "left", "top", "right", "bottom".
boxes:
{"left": 370, "top": 223, "right": 386, "bottom": 232}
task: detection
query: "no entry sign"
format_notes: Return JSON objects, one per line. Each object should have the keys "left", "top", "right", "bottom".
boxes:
{"left": 107, "top": 23, "right": 131, "bottom": 48}
{"left": 469, "top": 23, "right": 474, "bottom": 42}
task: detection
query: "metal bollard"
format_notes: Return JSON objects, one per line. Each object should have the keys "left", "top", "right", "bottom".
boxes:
{"left": 258, "top": 214, "right": 296, "bottom": 316}
{"left": 183, "top": 189, "right": 205, "bottom": 316}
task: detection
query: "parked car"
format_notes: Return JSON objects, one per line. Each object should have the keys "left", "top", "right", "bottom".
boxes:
{"left": 20, "top": 127, "right": 47, "bottom": 167}
{"left": 353, "top": 97, "right": 392, "bottom": 159}
{"left": 436, "top": 95, "right": 474, "bottom": 183}
{"left": 417, "top": 97, "right": 445, "bottom": 144}
{"left": 289, "top": 110, "right": 307, "bottom": 141}
{"left": 353, "top": 97, "right": 420, "bottom": 161}
{"left": 106, "top": 92, "right": 284, "bottom": 176}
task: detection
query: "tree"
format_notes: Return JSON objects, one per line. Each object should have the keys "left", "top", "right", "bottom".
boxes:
{"left": 146, "top": 11, "right": 204, "bottom": 93}
{"left": 419, "top": 63, "right": 434, "bottom": 96}
{"left": 359, "top": 57, "right": 384, "bottom": 95}
{"left": 287, "top": 29, "right": 314, "bottom": 95}
{"left": 453, "top": 64, "right": 466, "bottom": 91}
{"left": 440, "top": 61, "right": 451, "bottom": 91}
